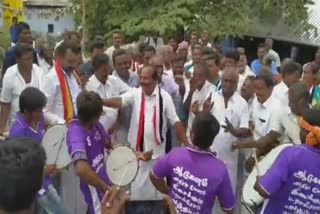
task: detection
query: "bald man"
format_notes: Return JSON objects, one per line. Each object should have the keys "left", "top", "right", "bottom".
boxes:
{"left": 150, "top": 55, "right": 179, "bottom": 98}
{"left": 201, "top": 67, "right": 251, "bottom": 212}
{"left": 157, "top": 45, "right": 174, "bottom": 78}
{"left": 150, "top": 55, "right": 183, "bottom": 150}
{"left": 102, "top": 65, "right": 187, "bottom": 212}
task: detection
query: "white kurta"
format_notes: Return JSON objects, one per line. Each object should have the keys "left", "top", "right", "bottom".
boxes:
{"left": 209, "top": 91, "right": 249, "bottom": 214}
{"left": 186, "top": 81, "right": 216, "bottom": 137}
{"left": 112, "top": 71, "right": 140, "bottom": 145}
{"left": 268, "top": 105, "right": 301, "bottom": 145}
{"left": 41, "top": 67, "right": 86, "bottom": 214}
{"left": 42, "top": 67, "right": 81, "bottom": 124}
{"left": 272, "top": 81, "right": 289, "bottom": 107}
{"left": 250, "top": 96, "right": 281, "bottom": 140}
{"left": 121, "top": 86, "right": 179, "bottom": 201}
{"left": 209, "top": 91, "right": 249, "bottom": 192}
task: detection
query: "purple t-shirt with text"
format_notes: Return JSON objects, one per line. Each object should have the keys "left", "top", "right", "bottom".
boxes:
{"left": 152, "top": 147, "right": 236, "bottom": 214}
{"left": 9, "top": 113, "right": 52, "bottom": 191}
{"left": 258, "top": 144, "right": 320, "bottom": 214}
{"left": 67, "top": 119, "right": 110, "bottom": 214}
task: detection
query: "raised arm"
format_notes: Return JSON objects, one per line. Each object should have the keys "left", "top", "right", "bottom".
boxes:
{"left": 103, "top": 97, "right": 123, "bottom": 109}
{"left": 103, "top": 90, "right": 134, "bottom": 109}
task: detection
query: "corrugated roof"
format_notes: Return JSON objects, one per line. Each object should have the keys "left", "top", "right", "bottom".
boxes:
{"left": 249, "top": 3, "right": 320, "bottom": 46}
{"left": 23, "top": 0, "right": 72, "bottom": 7}
{"left": 299, "top": 4, "right": 320, "bottom": 45}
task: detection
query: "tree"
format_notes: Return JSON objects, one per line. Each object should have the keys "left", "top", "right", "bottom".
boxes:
{"left": 72, "top": 0, "right": 314, "bottom": 42}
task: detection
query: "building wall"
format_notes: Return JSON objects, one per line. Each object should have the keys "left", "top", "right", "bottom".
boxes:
{"left": 24, "top": 6, "right": 75, "bottom": 36}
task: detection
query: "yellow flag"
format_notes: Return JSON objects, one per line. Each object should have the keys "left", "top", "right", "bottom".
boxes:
{"left": 2, "top": 0, "right": 24, "bottom": 27}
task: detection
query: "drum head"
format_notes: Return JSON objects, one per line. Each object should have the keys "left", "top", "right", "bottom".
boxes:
{"left": 41, "top": 125, "right": 71, "bottom": 169}
{"left": 106, "top": 145, "right": 138, "bottom": 186}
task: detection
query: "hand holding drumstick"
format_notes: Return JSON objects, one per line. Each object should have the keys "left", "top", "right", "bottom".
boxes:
{"left": 136, "top": 150, "right": 153, "bottom": 161}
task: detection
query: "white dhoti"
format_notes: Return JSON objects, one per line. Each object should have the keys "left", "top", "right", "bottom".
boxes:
{"left": 130, "top": 159, "right": 163, "bottom": 201}
{"left": 211, "top": 131, "right": 239, "bottom": 214}
{"left": 61, "top": 165, "right": 87, "bottom": 214}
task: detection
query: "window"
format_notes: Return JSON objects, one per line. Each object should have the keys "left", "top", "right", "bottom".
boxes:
{"left": 48, "top": 24, "right": 54, "bottom": 33}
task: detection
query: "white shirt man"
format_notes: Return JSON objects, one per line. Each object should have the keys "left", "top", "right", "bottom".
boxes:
{"left": 112, "top": 70, "right": 140, "bottom": 145}
{"left": 41, "top": 64, "right": 85, "bottom": 214}
{"left": 209, "top": 90, "right": 249, "bottom": 193}
{"left": 187, "top": 80, "right": 216, "bottom": 137}
{"left": 120, "top": 86, "right": 180, "bottom": 200}
{"left": 250, "top": 96, "right": 281, "bottom": 140}
{"left": 0, "top": 64, "right": 43, "bottom": 126}
{"left": 42, "top": 68, "right": 81, "bottom": 124}
{"left": 38, "top": 57, "right": 53, "bottom": 75}
{"left": 86, "top": 74, "right": 129, "bottom": 131}
{"left": 268, "top": 105, "right": 301, "bottom": 145}
{"left": 272, "top": 81, "right": 289, "bottom": 106}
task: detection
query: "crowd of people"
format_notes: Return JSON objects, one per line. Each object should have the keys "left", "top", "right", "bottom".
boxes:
{"left": 1, "top": 20, "right": 320, "bottom": 214}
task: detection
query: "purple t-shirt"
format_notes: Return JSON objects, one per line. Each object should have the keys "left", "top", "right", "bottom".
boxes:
{"left": 67, "top": 119, "right": 110, "bottom": 214}
{"left": 258, "top": 144, "right": 320, "bottom": 214}
{"left": 9, "top": 112, "right": 52, "bottom": 191}
{"left": 152, "top": 147, "right": 236, "bottom": 214}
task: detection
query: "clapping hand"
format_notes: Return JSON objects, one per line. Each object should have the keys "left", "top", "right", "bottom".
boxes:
{"left": 136, "top": 150, "right": 153, "bottom": 161}
{"left": 221, "top": 117, "right": 234, "bottom": 134}
{"left": 203, "top": 93, "right": 214, "bottom": 113}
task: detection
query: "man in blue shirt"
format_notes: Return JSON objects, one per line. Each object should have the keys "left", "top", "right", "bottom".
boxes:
{"left": 251, "top": 43, "right": 277, "bottom": 75}
{"left": 10, "top": 17, "right": 18, "bottom": 44}
{"left": 2, "top": 22, "right": 38, "bottom": 76}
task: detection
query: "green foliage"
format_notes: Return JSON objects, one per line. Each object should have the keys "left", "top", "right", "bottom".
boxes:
{"left": 72, "top": 0, "right": 313, "bottom": 41}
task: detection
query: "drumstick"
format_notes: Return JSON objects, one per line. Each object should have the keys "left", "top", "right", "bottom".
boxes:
{"left": 119, "top": 165, "right": 130, "bottom": 187}
{"left": 113, "top": 158, "right": 137, "bottom": 171}
{"left": 253, "top": 152, "right": 260, "bottom": 176}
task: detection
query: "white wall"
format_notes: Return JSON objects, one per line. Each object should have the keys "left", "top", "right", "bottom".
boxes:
{"left": 24, "top": 7, "right": 75, "bottom": 36}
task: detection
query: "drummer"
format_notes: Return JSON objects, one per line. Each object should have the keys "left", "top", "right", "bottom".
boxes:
{"left": 67, "top": 91, "right": 114, "bottom": 214}
{"left": 150, "top": 112, "right": 236, "bottom": 214}
{"left": 8, "top": 87, "right": 68, "bottom": 214}
{"left": 254, "top": 109, "right": 320, "bottom": 213}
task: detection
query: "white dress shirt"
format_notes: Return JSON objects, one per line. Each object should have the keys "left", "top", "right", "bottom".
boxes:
{"left": 38, "top": 58, "right": 53, "bottom": 75}
{"left": 0, "top": 64, "right": 43, "bottom": 126}
{"left": 187, "top": 81, "right": 216, "bottom": 137}
{"left": 121, "top": 86, "right": 179, "bottom": 201}
{"left": 268, "top": 106, "right": 301, "bottom": 145}
{"left": 250, "top": 96, "right": 281, "bottom": 140}
{"left": 272, "top": 81, "right": 289, "bottom": 106}
{"left": 237, "top": 65, "right": 255, "bottom": 93}
{"left": 112, "top": 70, "right": 140, "bottom": 145}
{"left": 86, "top": 74, "right": 129, "bottom": 130}
{"left": 41, "top": 67, "right": 81, "bottom": 125}
{"left": 209, "top": 90, "right": 249, "bottom": 193}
